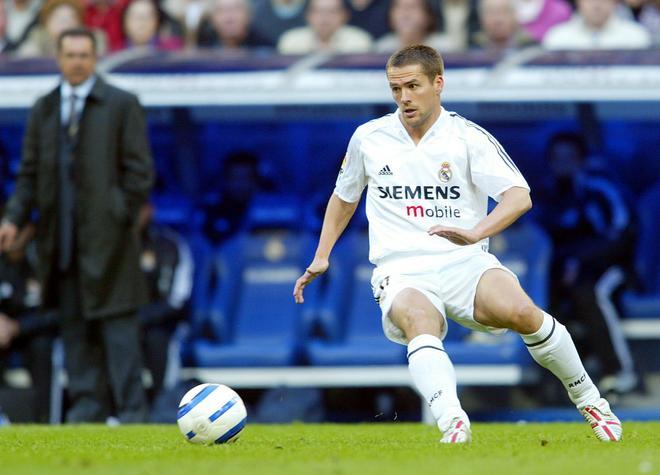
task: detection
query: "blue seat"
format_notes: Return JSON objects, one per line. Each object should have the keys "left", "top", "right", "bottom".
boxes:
{"left": 621, "top": 183, "right": 660, "bottom": 319}
{"left": 152, "top": 194, "right": 198, "bottom": 230}
{"left": 306, "top": 231, "right": 407, "bottom": 365}
{"left": 190, "top": 226, "right": 314, "bottom": 367}
{"left": 246, "top": 193, "right": 304, "bottom": 232}
{"left": 488, "top": 219, "right": 552, "bottom": 309}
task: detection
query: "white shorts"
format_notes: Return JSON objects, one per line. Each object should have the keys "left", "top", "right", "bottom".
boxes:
{"left": 371, "top": 246, "right": 516, "bottom": 345}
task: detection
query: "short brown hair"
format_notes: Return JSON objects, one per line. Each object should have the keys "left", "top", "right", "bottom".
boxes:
{"left": 386, "top": 44, "right": 444, "bottom": 81}
{"left": 57, "top": 27, "right": 97, "bottom": 53}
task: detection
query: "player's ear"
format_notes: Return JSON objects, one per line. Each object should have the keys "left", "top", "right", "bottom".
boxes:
{"left": 434, "top": 75, "right": 444, "bottom": 95}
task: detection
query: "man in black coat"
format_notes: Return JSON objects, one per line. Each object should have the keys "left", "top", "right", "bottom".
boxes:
{"left": 0, "top": 27, "right": 154, "bottom": 423}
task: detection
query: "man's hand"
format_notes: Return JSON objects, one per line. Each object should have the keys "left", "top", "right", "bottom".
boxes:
{"left": 0, "top": 221, "right": 18, "bottom": 252}
{"left": 0, "top": 313, "right": 19, "bottom": 349}
{"left": 428, "top": 225, "right": 482, "bottom": 246}
{"left": 293, "top": 257, "right": 329, "bottom": 304}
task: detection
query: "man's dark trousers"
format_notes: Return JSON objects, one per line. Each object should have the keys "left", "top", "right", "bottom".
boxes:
{"left": 59, "top": 264, "right": 147, "bottom": 423}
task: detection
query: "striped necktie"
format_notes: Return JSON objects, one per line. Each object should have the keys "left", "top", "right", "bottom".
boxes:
{"left": 67, "top": 93, "right": 79, "bottom": 139}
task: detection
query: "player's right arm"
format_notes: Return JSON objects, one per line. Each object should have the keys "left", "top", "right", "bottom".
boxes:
{"left": 293, "top": 193, "right": 359, "bottom": 304}
{"left": 294, "top": 129, "right": 367, "bottom": 303}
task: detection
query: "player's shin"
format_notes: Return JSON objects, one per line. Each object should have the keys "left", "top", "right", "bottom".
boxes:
{"left": 406, "top": 334, "right": 469, "bottom": 432}
{"left": 521, "top": 312, "right": 600, "bottom": 408}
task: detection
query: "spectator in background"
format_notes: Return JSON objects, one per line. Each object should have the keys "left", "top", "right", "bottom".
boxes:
{"left": 0, "top": 0, "right": 14, "bottom": 54}
{"left": 4, "top": 0, "right": 42, "bottom": 52}
{"left": 375, "top": 0, "right": 462, "bottom": 53}
{"left": 251, "top": 0, "right": 307, "bottom": 47}
{"left": 473, "top": 0, "right": 537, "bottom": 51}
{"left": 162, "top": 0, "right": 208, "bottom": 46}
{"left": 537, "top": 132, "right": 638, "bottom": 396}
{"left": 278, "top": 0, "right": 372, "bottom": 54}
{"left": 17, "top": 0, "right": 108, "bottom": 57}
{"left": 0, "top": 221, "right": 56, "bottom": 423}
{"left": 433, "top": 0, "right": 476, "bottom": 51}
{"left": 347, "top": 0, "right": 391, "bottom": 40}
{"left": 513, "top": 0, "right": 572, "bottom": 42}
{"left": 623, "top": 0, "right": 660, "bottom": 46}
{"left": 543, "top": 0, "right": 651, "bottom": 49}
{"left": 202, "top": 151, "right": 266, "bottom": 244}
{"left": 121, "top": 0, "right": 183, "bottom": 50}
{"left": 84, "top": 0, "right": 129, "bottom": 52}
{"left": 197, "top": 0, "right": 268, "bottom": 49}
{"left": 136, "top": 203, "right": 193, "bottom": 407}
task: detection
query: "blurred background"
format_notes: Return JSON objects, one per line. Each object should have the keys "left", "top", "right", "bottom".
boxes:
{"left": 0, "top": 0, "right": 659, "bottom": 425}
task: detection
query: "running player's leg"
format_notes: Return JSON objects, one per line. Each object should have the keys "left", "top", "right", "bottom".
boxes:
{"left": 473, "top": 269, "right": 621, "bottom": 441}
{"left": 389, "top": 288, "right": 470, "bottom": 443}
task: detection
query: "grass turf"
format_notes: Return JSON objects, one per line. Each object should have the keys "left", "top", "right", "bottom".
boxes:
{"left": 0, "top": 422, "right": 658, "bottom": 475}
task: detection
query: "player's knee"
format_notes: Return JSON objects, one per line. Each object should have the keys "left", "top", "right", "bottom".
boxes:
{"left": 508, "top": 301, "right": 541, "bottom": 334}
{"left": 399, "top": 306, "right": 444, "bottom": 339}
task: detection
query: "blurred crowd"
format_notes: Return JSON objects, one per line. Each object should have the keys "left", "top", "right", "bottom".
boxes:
{"left": 0, "top": 0, "right": 658, "bottom": 58}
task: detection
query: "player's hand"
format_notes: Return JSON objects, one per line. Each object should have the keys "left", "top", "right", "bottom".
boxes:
{"left": 0, "top": 313, "right": 19, "bottom": 349}
{"left": 427, "top": 225, "right": 481, "bottom": 246}
{"left": 293, "top": 257, "right": 329, "bottom": 304}
{"left": 0, "top": 221, "right": 18, "bottom": 252}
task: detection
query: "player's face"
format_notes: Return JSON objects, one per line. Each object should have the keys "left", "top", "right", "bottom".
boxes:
{"left": 57, "top": 35, "right": 96, "bottom": 86}
{"left": 387, "top": 64, "right": 443, "bottom": 133}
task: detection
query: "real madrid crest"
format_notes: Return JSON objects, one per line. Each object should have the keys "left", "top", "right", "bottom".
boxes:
{"left": 438, "top": 161, "right": 452, "bottom": 182}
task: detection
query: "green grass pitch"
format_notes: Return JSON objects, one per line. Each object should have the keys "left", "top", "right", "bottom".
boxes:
{"left": 0, "top": 422, "right": 658, "bottom": 475}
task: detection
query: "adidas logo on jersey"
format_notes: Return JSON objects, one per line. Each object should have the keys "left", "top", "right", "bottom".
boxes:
{"left": 378, "top": 165, "right": 393, "bottom": 176}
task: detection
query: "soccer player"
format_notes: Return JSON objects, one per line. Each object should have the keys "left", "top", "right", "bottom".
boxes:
{"left": 292, "top": 44, "right": 622, "bottom": 443}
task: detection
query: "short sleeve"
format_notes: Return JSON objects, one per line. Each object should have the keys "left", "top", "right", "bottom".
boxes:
{"left": 334, "top": 131, "right": 367, "bottom": 203}
{"left": 467, "top": 124, "right": 530, "bottom": 202}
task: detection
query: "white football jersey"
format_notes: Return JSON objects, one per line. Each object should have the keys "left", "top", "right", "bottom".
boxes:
{"left": 334, "top": 108, "right": 530, "bottom": 265}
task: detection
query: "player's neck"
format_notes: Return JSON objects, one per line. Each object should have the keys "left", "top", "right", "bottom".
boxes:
{"left": 402, "top": 107, "right": 442, "bottom": 145}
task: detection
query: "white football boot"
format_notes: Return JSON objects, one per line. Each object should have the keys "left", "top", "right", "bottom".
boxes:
{"left": 439, "top": 417, "right": 472, "bottom": 444}
{"left": 580, "top": 398, "right": 622, "bottom": 442}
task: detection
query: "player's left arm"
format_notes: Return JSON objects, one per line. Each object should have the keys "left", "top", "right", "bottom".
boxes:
{"left": 428, "top": 187, "right": 531, "bottom": 245}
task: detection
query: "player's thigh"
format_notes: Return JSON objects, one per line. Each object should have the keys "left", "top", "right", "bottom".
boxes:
{"left": 389, "top": 287, "right": 445, "bottom": 340}
{"left": 473, "top": 268, "right": 542, "bottom": 333}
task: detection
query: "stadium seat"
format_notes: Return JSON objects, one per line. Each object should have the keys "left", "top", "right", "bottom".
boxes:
{"left": 189, "top": 195, "right": 315, "bottom": 367}
{"left": 621, "top": 183, "right": 660, "bottom": 319}
{"left": 488, "top": 219, "right": 552, "bottom": 310}
{"left": 306, "top": 231, "right": 408, "bottom": 365}
{"left": 152, "top": 194, "right": 198, "bottom": 230}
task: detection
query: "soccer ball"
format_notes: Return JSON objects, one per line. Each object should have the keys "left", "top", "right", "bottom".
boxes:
{"left": 177, "top": 383, "right": 247, "bottom": 445}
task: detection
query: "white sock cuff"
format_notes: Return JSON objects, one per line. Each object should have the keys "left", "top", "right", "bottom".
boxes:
{"left": 521, "top": 312, "right": 558, "bottom": 346}
{"left": 407, "top": 334, "right": 445, "bottom": 360}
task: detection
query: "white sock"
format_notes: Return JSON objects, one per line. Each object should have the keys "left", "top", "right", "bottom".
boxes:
{"left": 407, "top": 334, "right": 469, "bottom": 432}
{"left": 521, "top": 312, "right": 600, "bottom": 408}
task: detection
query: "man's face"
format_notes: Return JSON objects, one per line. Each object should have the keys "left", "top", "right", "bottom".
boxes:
{"left": 212, "top": 0, "right": 250, "bottom": 46}
{"left": 390, "top": 0, "right": 431, "bottom": 39}
{"left": 57, "top": 35, "right": 96, "bottom": 86}
{"left": 124, "top": 0, "right": 159, "bottom": 46}
{"left": 225, "top": 163, "right": 258, "bottom": 202}
{"left": 387, "top": 63, "right": 443, "bottom": 131}
{"left": 480, "top": 0, "right": 518, "bottom": 43}
{"left": 307, "top": 0, "right": 347, "bottom": 42}
{"left": 549, "top": 141, "right": 583, "bottom": 179}
{"left": 577, "top": 0, "right": 615, "bottom": 29}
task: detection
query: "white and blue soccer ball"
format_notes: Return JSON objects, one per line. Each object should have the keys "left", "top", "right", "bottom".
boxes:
{"left": 177, "top": 383, "right": 247, "bottom": 445}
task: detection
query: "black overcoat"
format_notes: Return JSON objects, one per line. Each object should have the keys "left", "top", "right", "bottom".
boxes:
{"left": 5, "top": 77, "right": 154, "bottom": 319}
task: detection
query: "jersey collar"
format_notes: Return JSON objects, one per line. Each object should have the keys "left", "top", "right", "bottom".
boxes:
{"left": 393, "top": 106, "right": 449, "bottom": 144}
